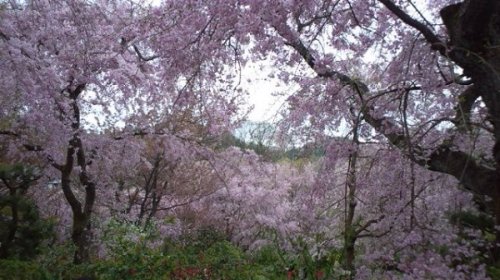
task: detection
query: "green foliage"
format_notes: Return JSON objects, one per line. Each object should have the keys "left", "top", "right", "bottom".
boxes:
{"left": 202, "top": 241, "right": 248, "bottom": 278}
{"left": 163, "top": 227, "right": 257, "bottom": 279}
{"left": 487, "top": 265, "right": 500, "bottom": 280}
{"left": 251, "top": 244, "right": 289, "bottom": 278}
{"left": 0, "top": 259, "right": 52, "bottom": 280}
{"left": 91, "top": 250, "right": 169, "bottom": 280}
{"left": 92, "top": 225, "right": 263, "bottom": 279}
{"left": 0, "top": 196, "right": 54, "bottom": 260}
{"left": 180, "top": 226, "right": 228, "bottom": 251}
{"left": 0, "top": 163, "right": 54, "bottom": 260}
{"left": 250, "top": 238, "right": 344, "bottom": 280}
{"left": 287, "top": 237, "right": 342, "bottom": 279}
{"left": 449, "top": 210, "right": 494, "bottom": 233}
{"left": 91, "top": 219, "right": 169, "bottom": 279}
{"left": 37, "top": 242, "right": 86, "bottom": 279}
{"left": 0, "top": 224, "right": 345, "bottom": 279}
{"left": 0, "top": 163, "right": 38, "bottom": 189}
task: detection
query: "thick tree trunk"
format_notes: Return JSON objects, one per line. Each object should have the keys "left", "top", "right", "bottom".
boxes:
{"left": 72, "top": 214, "right": 92, "bottom": 264}
{"left": 440, "top": 1, "right": 500, "bottom": 262}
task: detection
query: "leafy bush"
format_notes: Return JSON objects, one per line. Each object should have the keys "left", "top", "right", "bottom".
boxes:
{"left": 37, "top": 242, "right": 90, "bottom": 279}
{"left": 0, "top": 259, "right": 52, "bottom": 280}
{"left": 487, "top": 265, "right": 500, "bottom": 279}
{"left": 0, "top": 223, "right": 342, "bottom": 279}
{"left": 91, "top": 219, "right": 170, "bottom": 279}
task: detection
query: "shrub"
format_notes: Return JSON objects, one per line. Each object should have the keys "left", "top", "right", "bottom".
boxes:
{"left": 0, "top": 163, "right": 54, "bottom": 260}
{"left": 0, "top": 259, "right": 51, "bottom": 280}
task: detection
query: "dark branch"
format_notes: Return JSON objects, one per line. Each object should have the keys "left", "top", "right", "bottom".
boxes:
{"left": 378, "top": 0, "right": 446, "bottom": 53}
{"left": 355, "top": 215, "right": 385, "bottom": 236}
{"left": 284, "top": 38, "right": 369, "bottom": 93}
{"left": 0, "top": 130, "right": 18, "bottom": 136}
{"left": 132, "top": 45, "right": 159, "bottom": 62}
{"left": 362, "top": 103, "right": 496, "bottom": 197}
{"left": 283, "top": 28, "right": 497, "bottom": 198}
{"left": 61, "top": 144, "right": 83, "bottom": 217}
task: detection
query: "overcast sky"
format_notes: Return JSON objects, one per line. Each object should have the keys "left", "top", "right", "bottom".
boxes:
{"left": 240, "top": 62, "right": 287, "bottom": 123}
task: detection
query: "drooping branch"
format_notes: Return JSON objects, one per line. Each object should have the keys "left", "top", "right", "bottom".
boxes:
{"left": 0, "top": 29, "right": 8, "bottom": 41}
{"left": 0, "top": 130, "right": 62, "bottom": 168}
{"left": 360, "top": 99, "right": 496, "bottom": 197}
{"left": 293, "top": 0, "right": 339, "bottom": 32}
{"left": 283, "top": 29, "right": 497, "bottom": 198}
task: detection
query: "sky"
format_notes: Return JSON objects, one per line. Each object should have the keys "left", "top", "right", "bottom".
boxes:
{"left": 240, "top": 62, "right": 287, "bottom": 123}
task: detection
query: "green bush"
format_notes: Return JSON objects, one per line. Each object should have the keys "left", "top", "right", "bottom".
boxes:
{"left": 0, "top": 163, "right": 54, "bottom": 260}
{"left": 0, "top": 259, "right": 52, "bottom": 280}
{"left": 0, "top": 221, "right": 344, "bottom": 279}
{"left": 487, "top": 265, "right": 500, "bottom": 280}
{"left": 37, "top": 242, "right": 91, "bottom": 279}
{"left": 0, "top": 195, "right": 54, "bottom": 260}
{"left": 92, "top": 219, "right": 171, "bottom": 279}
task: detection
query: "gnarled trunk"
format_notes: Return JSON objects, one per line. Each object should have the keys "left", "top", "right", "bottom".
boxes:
{"left": 56, "top": 84, "right": 96, "bottom": 264}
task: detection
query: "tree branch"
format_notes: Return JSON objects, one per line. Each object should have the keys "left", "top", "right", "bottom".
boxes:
{"left": 0, "top": 130, "right": 18, "bottom": 137}
{"left": 378, "top": 0, "right": 446, "bottom": 53}
{"left": 132, "top": 45, "right": 159, "bottom": 62}
{"left": 355, "top": 215, "right": 385, "bottom": 236}
{"left": 362, "top": 103, "right": 496, "bottom": 197}
{"left": 283, "top": 29, "right": 497, "bottom": 198}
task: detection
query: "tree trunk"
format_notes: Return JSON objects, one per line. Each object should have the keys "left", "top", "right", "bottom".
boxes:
{"left": 343, "top": 157, "right": 357, "bottom": 276}
{"left": 56, "top": 84, "right": 96, "bottom": 264}
{"left": 343, "top": 117, "right": 360, "bottom": 277}
{"left": 72, "top": 214, "right": 92, "bottom": 264}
